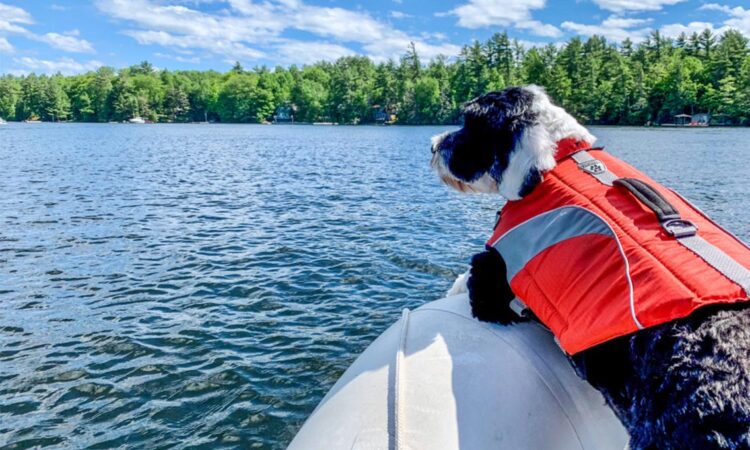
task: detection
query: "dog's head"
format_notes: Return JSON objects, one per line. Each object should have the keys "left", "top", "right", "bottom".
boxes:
{"left": 431, "top": 85, "right": 595, "bottom": 200}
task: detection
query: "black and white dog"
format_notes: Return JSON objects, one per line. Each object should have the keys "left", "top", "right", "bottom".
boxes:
{"left": 431, "top": 85, "right": 750, "bottom": 449}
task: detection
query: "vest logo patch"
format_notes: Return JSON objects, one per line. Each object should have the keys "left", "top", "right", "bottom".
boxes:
{"left": 578, "top": 159, "right": 607, "bottom": 175}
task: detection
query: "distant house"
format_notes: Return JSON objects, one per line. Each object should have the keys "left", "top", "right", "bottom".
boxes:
{"left": 373, "top": 106, "right": 387, "bottom": 123}
{"left": 372, "top": 105, "right": 397, "bottom": 124}
{"left": 674, "top": 114, "right": 692, "bottom": 126}
{"left": 274, "top": 104, "right": 295, "bottom": 123}
{"left": 692, "top": 113, "right": 710, "bottom": 126}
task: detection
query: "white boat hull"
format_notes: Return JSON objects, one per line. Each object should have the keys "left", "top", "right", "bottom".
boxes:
{"left": 289, "top": 294, "right": 628, "bottom": 449}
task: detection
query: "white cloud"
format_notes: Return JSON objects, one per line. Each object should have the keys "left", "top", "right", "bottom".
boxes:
{"left": 420, "top": 31, "right": 448, "bottom": 41}
{"left": 154, "top": 52, "right": 201, "bottom": 64}
{"left": 13, "top": 57, "right": 103, "bottom": 75}
{"left": 0, "top": 2, "right": 33, "bottom": 35}
{"left": 562, "top": 15, "right": 651, "bottom": 42}
{"left": 0, "top": 21, "right": 28, "bottom": 34}
{"left": 390, "top": 11, "right": 411, "bottom": 19}
{"left": 591, "top": 0, "right": 686, "bottom": 13}
{"left": 701, "top": 3, "right": 731, "bottom": 14}
{"left": 97, "top": 0, "right": 461, "bottom": 64}
{"left": 99, "top": 0, "right": 282, "bottom": 42}
{"left": 0, "top": 3, "right": 33, "bottom": 25}
{"left": 518, "top": 20, "right": 562, "bottom": 38}
{"left": 290, "top": 3, "right": 385, "bottom": 44}
{"left": 0, "top": 3, "right": 95, "bottom": 53}
{"left": 660, "top": 21, "right": 724, "bottom": 38}
{"left": 37, "top": 32, "right": 95, "bottom": 53}
{"left": 0, "top": 36, "right": 12, "bottom": 53}
{"left": 447, "top": 0, "right": 561, "bottom": 37}
{"left": 365, "top": 37, "right": 460, "bottom": 63}
{"left": 124, "top": 29, "right": 265, "bottom": 59}
{"left": 701, "top": 3, "right": 750, "bottom": 36}
{"left": 603, "top": 16, "right": 651, "bottom": 28}
{"left": 276, "top": 41, "right": 356, "bottom": 65}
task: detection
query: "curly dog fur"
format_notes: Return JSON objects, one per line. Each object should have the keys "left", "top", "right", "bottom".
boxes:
{"left": 432, "top": 86, "right": 750, "bottom": 449}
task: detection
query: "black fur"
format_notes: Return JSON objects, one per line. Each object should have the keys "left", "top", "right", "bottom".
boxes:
{"left": 571, "top": 303, "right": 750, "bottom": 449}
{"left": 443, "top": 87, "right": 750, "bottom": 449}
{"left": 518, "top": 167, "right": 543, "bottom": 198}
{"left": 467, "top": 248, "right": 524, "bottom": 325}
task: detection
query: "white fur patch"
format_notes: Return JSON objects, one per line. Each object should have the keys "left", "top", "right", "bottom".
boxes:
{"left": 498, "top": 85, "right": 596, "bottom": 200}
{"left": 447, "top": 270, "right": 470, "bottom": 296}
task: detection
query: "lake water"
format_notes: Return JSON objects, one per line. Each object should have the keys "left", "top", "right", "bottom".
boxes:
{"left": 1, "top": 123, "right": 749, "bottom": 448}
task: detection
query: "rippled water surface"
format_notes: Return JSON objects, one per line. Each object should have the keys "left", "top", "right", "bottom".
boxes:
{"left": 1, "top": 123, "right": 749, "bottom": 448}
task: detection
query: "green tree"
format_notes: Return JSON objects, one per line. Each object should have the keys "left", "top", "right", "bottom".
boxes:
{"left": 91, "top": 67, "right": 115, "bottom": 121}
{"left": 164, "top": 85, "right": 190, "bottom": 122}
{"left": 328, "top": 56, "right": 375, "bottom": 123}
{"left": 2, "top": 28, "right": 750, "bottom": 126}
{"left": 0, "top": 77, "right": 20, "bottom": 120}
{"left": 291, "top": 66, "right": 330, "bottom": 122}
{"left": 109, "top": 75, "right": 139, "bottom": 121}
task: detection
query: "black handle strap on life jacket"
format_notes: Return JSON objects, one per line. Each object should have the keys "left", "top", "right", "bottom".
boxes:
{"left": 613, "top": 177, "right": 697, "bottom": 238}
{"left": 614, "top": 178, "right": 679, "bottom": 222}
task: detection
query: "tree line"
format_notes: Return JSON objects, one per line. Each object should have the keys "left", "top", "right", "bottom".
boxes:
{"left": 1, "top": 29, "right": 749, "bottom": 126}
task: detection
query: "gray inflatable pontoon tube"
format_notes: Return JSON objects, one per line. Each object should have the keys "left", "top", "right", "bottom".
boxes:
{"left": 288, "top": 294, "right": 628, "bottom": 450}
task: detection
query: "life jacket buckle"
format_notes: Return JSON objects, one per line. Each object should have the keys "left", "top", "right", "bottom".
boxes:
{"left": 662, "top": 218, "right": 698, "bottom": 238}
{"left": 509, "top": 298, "right": 530, "bottom": 318}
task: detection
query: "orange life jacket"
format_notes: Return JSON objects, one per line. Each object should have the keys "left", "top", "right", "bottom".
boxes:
{"left": 487, "top": 138, "right": 750, "bottom": 354}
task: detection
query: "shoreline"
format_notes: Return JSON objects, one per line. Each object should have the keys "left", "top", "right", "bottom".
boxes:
{"left": 3, "top": 121, "right": 749, "bottom": 128}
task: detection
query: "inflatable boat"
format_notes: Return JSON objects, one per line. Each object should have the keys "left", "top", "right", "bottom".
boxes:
{"left": 289, "top": 293, "right": 628, "bottom": 449}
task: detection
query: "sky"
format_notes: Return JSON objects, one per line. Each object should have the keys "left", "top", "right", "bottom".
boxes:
{"left": 1, "top": 0, "right": 750, "bottom": 75}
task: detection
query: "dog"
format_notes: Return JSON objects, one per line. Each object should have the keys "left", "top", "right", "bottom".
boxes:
{"left": 431, "top": 85, "right": 750, "bottom": 449}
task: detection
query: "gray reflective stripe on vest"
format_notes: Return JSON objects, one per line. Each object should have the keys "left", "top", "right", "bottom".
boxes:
{"left": 572, "top": 150, "right": 750, "bottom": 295}
{"left": 492, "top": 206, "right": 614, "bottom": 280}
{"left": 491, "top": 205, "right": 642, "bottom": 329}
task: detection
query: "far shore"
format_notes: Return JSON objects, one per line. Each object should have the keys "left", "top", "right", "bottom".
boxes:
{"left": 4, "top": 121, "right": 750, "bottom": 128}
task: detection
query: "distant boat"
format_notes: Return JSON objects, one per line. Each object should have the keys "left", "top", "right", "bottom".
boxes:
{"left": 24, "top": 119, "right": 41, "bottom": 123}
{"left": 128, "top": 117, "right": 146, "bottom": 124}
{"left": 0, "top": 118, "right": 6, "bottom": 125}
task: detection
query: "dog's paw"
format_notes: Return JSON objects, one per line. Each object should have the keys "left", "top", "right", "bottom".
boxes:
{"left": 468, "top": 249, "right": 523, "bottom": 325}
{"left": 446, "top": 270, "right": 470, "bottom": 296}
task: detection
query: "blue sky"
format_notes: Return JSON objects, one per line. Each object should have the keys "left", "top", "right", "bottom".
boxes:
{"left": 0, "top": 0, "right": 749, "bottom": 75}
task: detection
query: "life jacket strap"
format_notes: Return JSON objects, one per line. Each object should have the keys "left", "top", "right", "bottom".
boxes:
{"left": 678, "top": 236, "right": 750, "bottom": 294}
